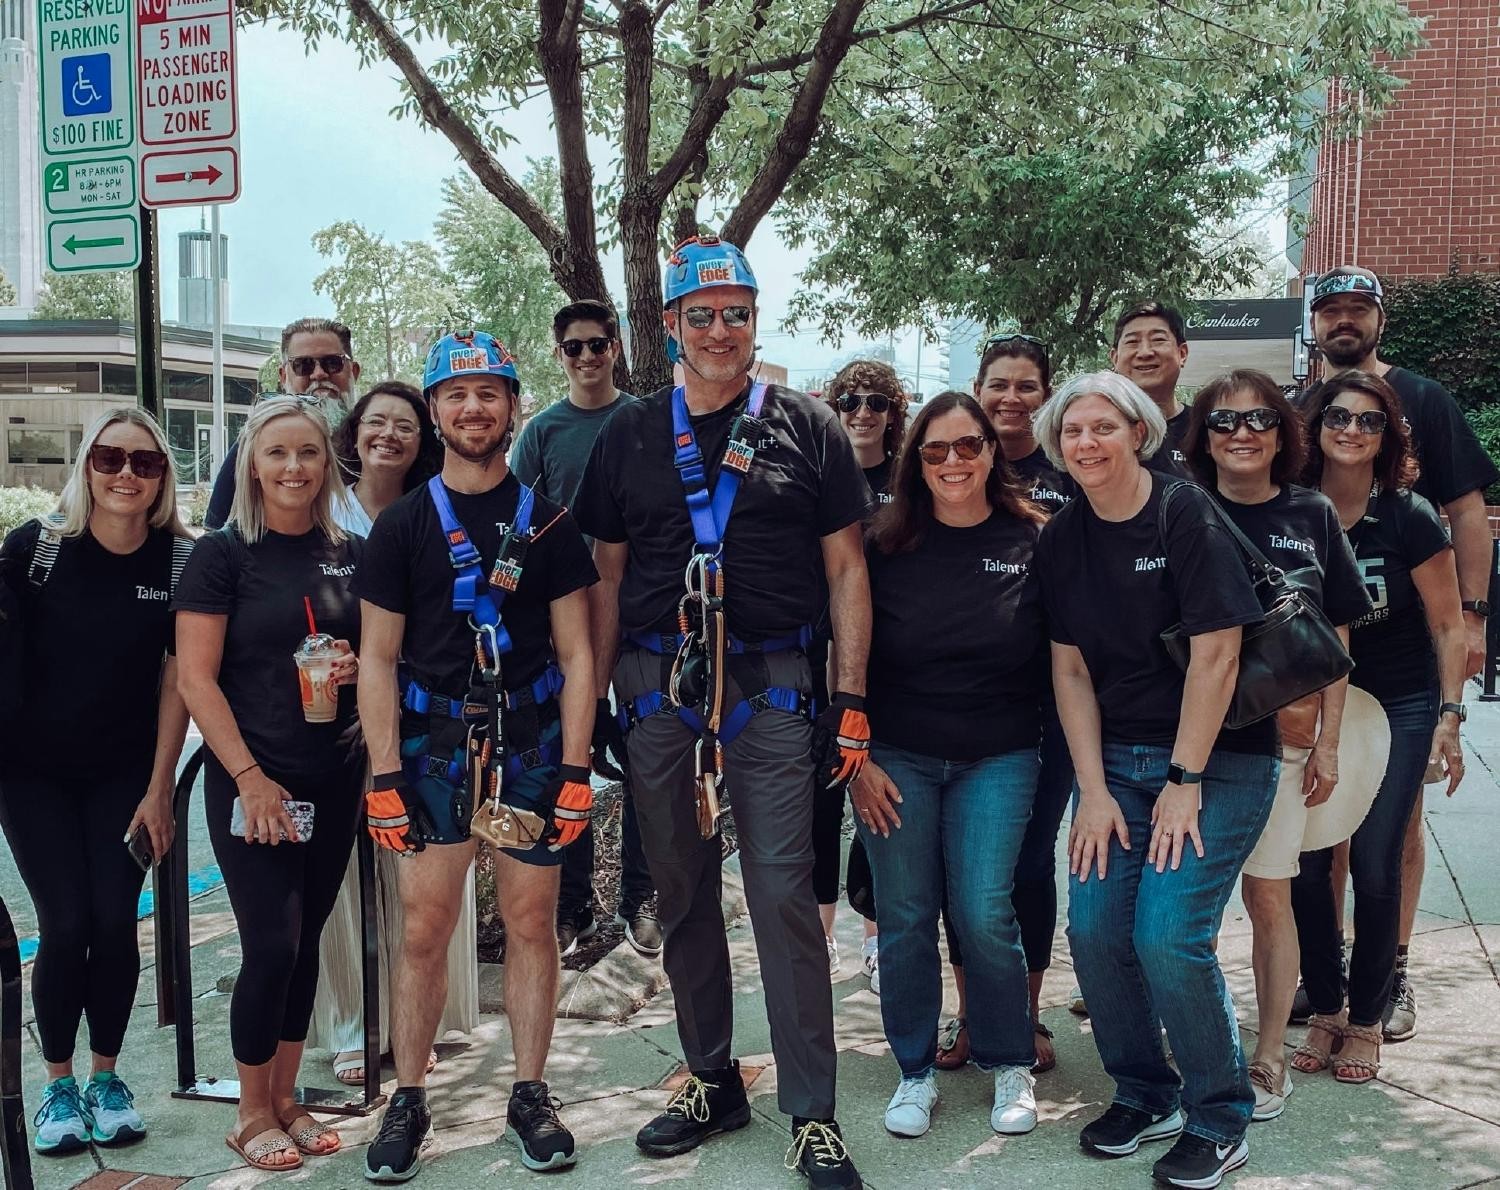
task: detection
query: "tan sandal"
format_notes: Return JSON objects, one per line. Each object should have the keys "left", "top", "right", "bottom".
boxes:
{"left": 1333, "top": 1022, "right": 1382, "bottom": 1084}
{"left": 225, "top": 1118, "right": 302, "bottom": 1171}
{"left": 276, "top": 1106, "right": 341, "bottom": 1155}
{"left": 1291, "top": 1011, "right": 1345, "bottom": 1074}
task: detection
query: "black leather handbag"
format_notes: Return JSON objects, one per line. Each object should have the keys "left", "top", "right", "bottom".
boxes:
{"left": 1158, "top": 481, "right": 1353, "bottom": 729}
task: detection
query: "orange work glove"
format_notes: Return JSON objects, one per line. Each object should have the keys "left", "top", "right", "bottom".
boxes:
{"left": 545, "top": 763, "right": 594, "bottom": 851}
{"left": 366, "top": 772, "right": 434, "bottom": 854}
{"left": 812, "top": 693, "right": 871, "bottom": 791}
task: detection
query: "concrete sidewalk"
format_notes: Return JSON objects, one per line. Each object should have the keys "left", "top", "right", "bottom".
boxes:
{"left": 15, "top": 704, "right": 1500, "bottom": 1189}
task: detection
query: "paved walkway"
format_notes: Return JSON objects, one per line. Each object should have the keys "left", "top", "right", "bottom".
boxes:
{"left": 15, "top": 702, "right": 1500, "bottom": 1189}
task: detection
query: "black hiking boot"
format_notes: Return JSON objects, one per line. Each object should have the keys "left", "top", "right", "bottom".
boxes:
{"left": 635, "top": 1062, "right": 751, "bottom": 1157}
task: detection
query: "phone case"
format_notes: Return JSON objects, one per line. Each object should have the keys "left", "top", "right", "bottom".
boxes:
{"left": 125, "top": 825, "right": 153, "bottom": 872}
{"left": 230, "top": 797, "right": 316, "bottom": 842}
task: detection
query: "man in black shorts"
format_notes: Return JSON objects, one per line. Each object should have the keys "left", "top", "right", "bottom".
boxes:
{"left": 356, "top": 330, "right": 598, "bottom": 1179}
{"left": 1110, "top": 301, "right": 1193, "bottom": 476}
{"left": 1310, "top": 265, "right": 1499, "bottom": 1042}
{"left": 574, "top": 235, "right": 873, "bottom": 1189}
{"left": 511, "top": 298, "right": 658, "bottom": 959}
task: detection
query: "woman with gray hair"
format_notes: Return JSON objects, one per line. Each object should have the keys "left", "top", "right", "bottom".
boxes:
{"left": 1032, "top": 372, "right": 1279, "bottom": 1189}
{"left": 0, "top": 408, "right": 194, "bottom": 1155}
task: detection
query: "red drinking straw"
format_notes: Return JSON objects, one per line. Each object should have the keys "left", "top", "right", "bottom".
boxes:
{"left": 304, "top": 596, "right": 318, "bottom": 637}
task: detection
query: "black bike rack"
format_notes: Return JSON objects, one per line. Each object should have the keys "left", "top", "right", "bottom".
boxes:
{"left": 0, "top": 893, "right": 34, "bottom": 1190}
{"left": 1482, "top": 538, "right": 1500, "bottom": 701}
{"left": 157, "top": 746, "right": 385, "bottom": 1116}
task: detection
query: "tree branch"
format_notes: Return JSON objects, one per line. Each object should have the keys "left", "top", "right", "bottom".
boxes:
{"left": 537, "top": 0, "right": 603, "bottom": 269}
{"left": 743, "top": 0, "right": 986, "bottom": 79}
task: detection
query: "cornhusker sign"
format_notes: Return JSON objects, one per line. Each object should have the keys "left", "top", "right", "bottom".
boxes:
{"left": 136, "top": 0, "right": 240, "bottom": 206}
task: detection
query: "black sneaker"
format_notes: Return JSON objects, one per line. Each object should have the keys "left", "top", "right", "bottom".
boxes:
{"left": 786, "top": 1119, "right": 861, "bottom": 1189}
{"left": 365, "top": 1091, "right": 432, "bottom": 1183}
{"left": 1152, "top": 1132, "right": 1249, "bottom": 1188}
{"left": 635, "top": 1063, "right": 751, "bottom": 1156}
{"left": 557, "top": 916, "right": 598, "bottom": 959}
{"left": 1383, "top": 954, "right": 1416, "bottom": 1042}
{"left": 1080, "top": 1103, "right": 1185, "bottom": 1157}
{"left": 505, "top": 1080, "right": 576, "bottom": 1171}
{"left": 1289, "top": 940, "right": 1350, "bottom": 1026}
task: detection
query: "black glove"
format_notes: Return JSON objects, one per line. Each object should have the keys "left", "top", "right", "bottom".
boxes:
{"left": 811, "top": 692, "right": 871, "bottom": 792}
{"left": 366, "top": 771, "right": 437, "bottom": 854}
{"left": 591, "top": 697, "right": 630, "bottom": 780}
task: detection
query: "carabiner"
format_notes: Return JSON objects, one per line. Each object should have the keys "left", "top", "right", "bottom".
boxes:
{"left": 476, "top": 622, "right": 502, "bottom": 679}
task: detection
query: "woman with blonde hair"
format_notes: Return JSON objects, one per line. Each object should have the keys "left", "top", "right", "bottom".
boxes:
{"left": 176, "top": 397, "right": 365, "bottom": 1171}
{"left": 0, "top": 408, "right": 193, "bottom": 1154}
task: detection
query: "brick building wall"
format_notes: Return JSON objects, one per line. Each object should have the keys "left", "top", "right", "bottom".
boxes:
{"left": 1302, "top": 0, "right": 1499, "bottom": 279}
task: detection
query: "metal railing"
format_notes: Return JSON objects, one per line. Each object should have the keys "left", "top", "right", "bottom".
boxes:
{"left": 0, "top": 892, "right": 33, "bottom": 1190}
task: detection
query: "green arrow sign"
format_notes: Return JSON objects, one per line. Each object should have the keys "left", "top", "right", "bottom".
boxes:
{"left": 64, "top": 234, "right": 126, "bottom": 254}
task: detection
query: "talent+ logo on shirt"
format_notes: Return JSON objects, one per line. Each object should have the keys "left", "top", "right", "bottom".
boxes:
{"left": 982, "top": 559, "right": 1027, "bottom": 575}
{"left": 1134, "top": 555, "right": 1167, "bottom": 572}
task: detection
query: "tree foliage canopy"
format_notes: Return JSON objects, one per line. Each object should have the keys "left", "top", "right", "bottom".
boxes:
{"left": 30, "top": 270, "right": 133, "bottom": 321}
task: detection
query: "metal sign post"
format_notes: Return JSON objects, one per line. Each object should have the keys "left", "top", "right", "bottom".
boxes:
{"left": 0, "top": 895, "right": 34, "bottom": 1190}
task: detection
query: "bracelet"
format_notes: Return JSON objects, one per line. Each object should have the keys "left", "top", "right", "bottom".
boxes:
{"left": 231, "top": 762, "right": 261, "bottom": 782}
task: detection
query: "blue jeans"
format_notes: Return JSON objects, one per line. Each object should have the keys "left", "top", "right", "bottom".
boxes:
{"left": 857, "top": 742, "right": 1038, "bottom": 1076}
{"left": 1068, "top": 743, "right": 1278, "bottom": 1144}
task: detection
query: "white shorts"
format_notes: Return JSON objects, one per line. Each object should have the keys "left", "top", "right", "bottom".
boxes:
{"left": 1241, "top": 746, "right": 1312, "bottom": 880}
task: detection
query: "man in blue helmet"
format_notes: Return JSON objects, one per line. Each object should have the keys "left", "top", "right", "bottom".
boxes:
{"left": 354, "top": 330, "right": 600, "bottom": 1180}
{"left": 574, "top": 236, "right": 873, "bottom": 1189}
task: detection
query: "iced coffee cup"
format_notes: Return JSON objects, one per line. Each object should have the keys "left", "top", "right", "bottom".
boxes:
{"left": 294, "top": 633, "right": 338, "bottom": 724}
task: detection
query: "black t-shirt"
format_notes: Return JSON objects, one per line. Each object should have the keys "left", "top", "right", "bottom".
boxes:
{"left": 864, "top": 457, "right": 895, "bottom": 507}
{"left": 1344, "top": 488, "right": 1451, "bottom": 701}
{"left": 1211, "top": 484, "right": 1372, "bottom": 628}
{"left": 174, "top": 526, "right": 363, "bottom": 773}
{"left": 1383, "top": 367, "right": 1498, "bottom": 507}
{"left": 354, "top": 473, "right": 597, "bottom": 696}
{"left": 0, "top": 522, "right": 183, "bottom": 777}
{"left": 867, "top": 512, "right": 1045, "bottom": 761}
{"left": 574, "top": 381, "right": 873, "bottom": 638}
{"left": 1143, "top": 407, "right": 1192, "bottom": 478}
{"left": 1036, "top": 475, "right": 1274, "bottom": 753}
{"left": 1008, "top": 446, "right": 1075, "bottom": 515}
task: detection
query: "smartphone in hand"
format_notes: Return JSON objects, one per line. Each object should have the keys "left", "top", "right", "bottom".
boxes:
{"left": 125, "top": 824, "right": 154, "bottom": 872}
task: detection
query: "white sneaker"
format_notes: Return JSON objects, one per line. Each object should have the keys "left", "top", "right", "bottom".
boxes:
{"left": 884, "top": 1073, "right": 938, "bottom": 1137}
{"left": 861, "top": 936, "right": 879, "bottom": 996}
{"left": 826, "top": 935, "right": 841, "bottom": 975}
{"left": 991, "top": 1065, "right": 1037, "bottom": 1135}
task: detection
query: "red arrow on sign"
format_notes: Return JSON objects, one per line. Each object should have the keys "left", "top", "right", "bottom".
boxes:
{"left": 154, "top": 165, "right": 224, "bottom": 185}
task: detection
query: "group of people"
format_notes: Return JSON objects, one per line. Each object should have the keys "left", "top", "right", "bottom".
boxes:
{"left": 0, "top": 237, "right": 1491, "bottom": 1190}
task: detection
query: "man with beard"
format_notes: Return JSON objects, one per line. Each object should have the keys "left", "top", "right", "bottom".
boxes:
{"left": 355, "top": 331, "right": 599, "bottom": 1179}
{"left": 573, "top": 236, "right": 872, "bottom": 1189}
{"left": 1308, "top": 265, "right": 1498, "bottom": 1044}
{"left": 1109, "top": 301, "right": 1193, "bottom": 477}
{"left": 204, "top": 317, "right": 362, "bottom": 529}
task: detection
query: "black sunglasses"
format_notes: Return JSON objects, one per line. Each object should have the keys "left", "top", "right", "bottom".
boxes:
{"left": 836, "top": 392, "right": 891, "bottom": 414}
{"left": 1321, "top": 406, "right": 1387, "bottom": 435}
{"left": 681, "top": 305, "right": 752, "bottom": 329}
{"left": 982, "top": 333, "right": 1050, "bottom": 354}
{"left": 285, "top": 354, "right": 352, "bottom": 378}
{"left": 1206, "top": 407, "right": 1281, "bottom": 434}
{"left": 90, "top": 444, "right": 168, "bottom": 480}
{"left": 917, "top": 435, "right": 986, "bottom": 465}
{"left": 559, "top": 336, "right": 614, "bottom": 358}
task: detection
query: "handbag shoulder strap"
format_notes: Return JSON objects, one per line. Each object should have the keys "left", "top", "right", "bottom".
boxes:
{"left": 1157, "top": 479, "right": 1282, "bottom": 583}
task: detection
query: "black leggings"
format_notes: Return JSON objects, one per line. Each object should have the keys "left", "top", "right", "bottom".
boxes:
{"left": 204, "top": 750, "right": 363, "bottom": 1066}
{"left": 0, "top": 767, "right": 151, "bottom": 1064}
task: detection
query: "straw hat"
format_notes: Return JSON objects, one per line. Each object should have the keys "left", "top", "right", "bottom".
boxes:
{"left": 1303, "top": 686, "right": 1391, "bottom": 851}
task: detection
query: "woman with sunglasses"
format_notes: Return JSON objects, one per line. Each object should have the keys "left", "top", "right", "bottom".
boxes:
{"left": 0, "top": 410, "right": 193, "bottom": 1155}
{"left": 1031, "top": 372, "right": 1278, "bottom": 1189}
{"left": 941, "top": 333, "right": 1075, "bottom": 1076}
{"left": 176, "top": 398, "right": 364, "bottom": 1171}
{"left": 819, "top": 361, "right": 908, "bottom": 985}
{"left": 1180, "top": 370, "right": 1371, "bottom": 1120}
{"left": 852, "top": 391, "right": 1046, "bottom": 1140}
{"left": 310, "top": 381, "right": 455, "bottom": 1088}
{"left": 1289, "top": 371, "right": 1465, "bottom": 1087}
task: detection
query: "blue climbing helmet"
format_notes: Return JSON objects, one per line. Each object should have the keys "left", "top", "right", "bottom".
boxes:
{"left": 663, "top": 235, "right": 758, "bottom": 307}
{"left": 422, "top": 330, "right": 521, "bottom": 399}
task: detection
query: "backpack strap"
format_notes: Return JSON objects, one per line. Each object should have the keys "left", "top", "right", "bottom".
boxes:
{"left": 25, "top": 518, "right": 65, "bottom": 591}
{"left": 170, "top": 535, "right": 196, "bottom": 599}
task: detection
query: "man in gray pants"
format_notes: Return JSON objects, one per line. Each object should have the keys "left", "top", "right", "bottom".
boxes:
{"left": 573, "top": 235, "right": 873, "bottom": 1190}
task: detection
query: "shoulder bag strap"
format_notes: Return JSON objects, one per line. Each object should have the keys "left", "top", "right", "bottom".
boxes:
{"left": 1158, "top": 479, "right": 1281, "bottom": 585}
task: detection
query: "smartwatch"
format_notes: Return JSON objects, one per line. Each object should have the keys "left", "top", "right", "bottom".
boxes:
{"left": 1440, "top": 702, "right": 1468, "bottom": 723}
{"left": 1167, "top": 762, "right": 1203, "bottom": 786}
{"left": 1461, "top": 600, "right": 1491, "bottom": 618}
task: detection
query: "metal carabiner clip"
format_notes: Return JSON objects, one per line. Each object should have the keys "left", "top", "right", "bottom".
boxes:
{"left": 476, "top": 622, "right": 502, "bottom": 679}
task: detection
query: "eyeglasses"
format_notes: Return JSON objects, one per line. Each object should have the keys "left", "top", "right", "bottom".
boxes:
{"left": 681, "top": 305, "right": 752, "bottom": 329}
{"left": 1206, "top": 407, "right": 1281, "bottom": 434}
{"left": 917, "top": 435, "right": 987, "bottom": 465}
{"left": 836, "top": 392, "right": 891, "bottom": 414}
{"left": 559, "top": 336, "right": 615, "bottom": 358}
{"left": 982, "top": 333, "right": 1049, "bottom": 354}
{"left": 89, "top": 444, "right": 168, "bottom": 479}
{"left": 285, "top": 354, "right": 352, "bottom": 378}
{"left": 360, "top": 414, "right": 420, "bottom": 439}
{"left": 1321, "top": 406, "right": 1388, "bottom": 435}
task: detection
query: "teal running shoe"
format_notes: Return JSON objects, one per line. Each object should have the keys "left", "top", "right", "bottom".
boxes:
{"left": 33, "top": 1076, "right": 92, "bottom": 1154}
{"left": 83, "top": 1071, "right": 145, "bottom": 1145}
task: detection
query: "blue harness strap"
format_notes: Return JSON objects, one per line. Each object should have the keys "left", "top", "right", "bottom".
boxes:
{"left": 620, "top": 686, "right": 807, "bottom": 745}
{"left": 427, "top": 475, "right": 536, "bottom": 659}
{"left": 671, "top": 381, "right": 766, "bottom": 571}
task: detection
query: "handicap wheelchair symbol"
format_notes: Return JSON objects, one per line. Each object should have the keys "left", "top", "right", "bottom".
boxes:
{"left": 61, "top": 53, "right": 111, "bottom": 118}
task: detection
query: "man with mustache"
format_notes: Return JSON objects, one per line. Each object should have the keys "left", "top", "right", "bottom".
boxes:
{"left": 1306, "top": 265, "right": 1497, "bottom": 1045}
{"left": 203, "top": 317, "right": 362, "bottom": 529}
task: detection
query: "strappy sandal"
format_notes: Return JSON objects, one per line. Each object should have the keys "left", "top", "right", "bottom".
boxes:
{"left": 1333, "top": 1022, "right": 1382, "bottom": 1085}
{"left": 225, "top": 1118, "right": 302, "bottom": 1171}
{"left": 934, "top": 1017, "right": 969, "bottom": 1070}
{"left": 1032, "top": 1021, "right": 1056, "bottom": 1074}
{"left": 1291, "top": 1011, "right": 1345, "bottom": 1074}
{"left": 334, "top": 1047, "right": 437, "bottom": 1085}
{"left": 276, "top": 1106, "right": 341, "bottom": 1156}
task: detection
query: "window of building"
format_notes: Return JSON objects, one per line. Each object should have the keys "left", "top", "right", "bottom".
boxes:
{"left": 26, "top": 363, "right": 100, "bottom": 393}
{"left": 7, "top": 427, "right": 72, "bottom": 464}
{"left": 165, "top": 405, "right": 248, "bottom": 485}
{"left": 102, "top": 364, "right": 136, "bottom": 395}
{"left": 0, "top": 364, "right": 27, "bottom": 394}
